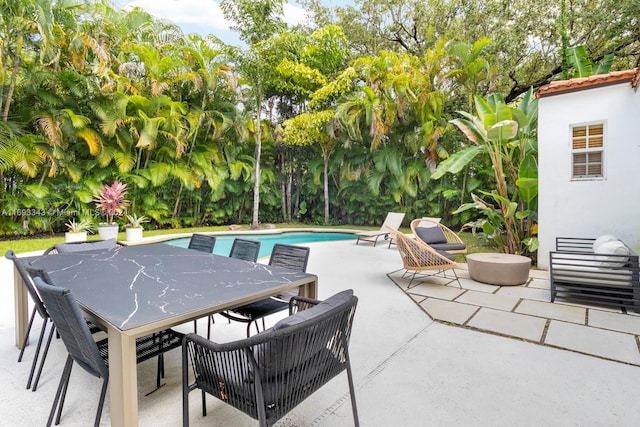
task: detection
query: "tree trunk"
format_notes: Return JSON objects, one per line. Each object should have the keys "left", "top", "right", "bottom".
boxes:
{"left": 287, "top": 166, "right": 292, "bottom": 221}
{"left": 2, "top": 31, "right": 22, "bottom": 122}
{"left": 323, "top": 146, "right": 330, "bottom": 226}
{"left": 251, "top": 85, "right": 262, "bottom": 230}
{"left": 173, "top": 184, "right": 183, "bottom": 218}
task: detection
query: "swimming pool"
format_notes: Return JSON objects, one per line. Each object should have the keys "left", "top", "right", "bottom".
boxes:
{"left": 162, "top": 231, "right": 356, "bottom": 258}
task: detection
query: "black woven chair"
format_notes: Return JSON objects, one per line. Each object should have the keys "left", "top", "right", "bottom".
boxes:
{"left": 219, "top": 244, "right": 311, "bottom": 336}
{"left": 33, "top": 277, "right": 184, "bottom": 427}
{"left": 5, "top": 250, "right": 56, "bottom": 391}
{"left": 187, "top": 234, "right": 217, "bottom": 253}
{"left": 229, "top": 238, "right": 261, "bottom": 262}
{"left": 205, "top": 238, "right": 263, "bottom": 338}
{"left": 187, "top": 233, "right": 218, "bottom": 334}
{"left": 8, "top": 246, "right": 107, "bottom": 392}
{"left": 183, "top": 290, "right": 359, "bottom": 427}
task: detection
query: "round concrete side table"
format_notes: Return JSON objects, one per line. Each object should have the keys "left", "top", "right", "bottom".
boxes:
{"left": 466, "top": 253, "right": 532, "bottom": 286}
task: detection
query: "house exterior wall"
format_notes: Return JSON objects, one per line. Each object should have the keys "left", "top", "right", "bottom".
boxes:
{"left": 537, "top": 83, "right": 640, "bottom": 269}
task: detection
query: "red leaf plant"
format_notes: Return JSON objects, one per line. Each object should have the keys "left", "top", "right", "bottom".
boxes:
{"left": 93, "top": 180, "right": 130, "bottom": 225}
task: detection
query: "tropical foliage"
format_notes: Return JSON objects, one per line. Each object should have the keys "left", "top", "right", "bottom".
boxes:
{"left": 0, "top": 0, "right": 638, "bottom": 261}
{"left": 434, "top": 90, "right": 539, "bottom": 255}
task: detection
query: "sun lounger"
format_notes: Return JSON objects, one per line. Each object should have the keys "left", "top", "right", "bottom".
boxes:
{"left": 356, "top": 212, "right": 405, "bottom": 247}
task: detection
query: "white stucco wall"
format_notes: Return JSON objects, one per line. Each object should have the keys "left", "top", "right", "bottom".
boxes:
{"left": 537, "top": 83, "right": 640, "bottom": 269}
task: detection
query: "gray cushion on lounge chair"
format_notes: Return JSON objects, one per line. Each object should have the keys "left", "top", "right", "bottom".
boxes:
{"left": 436, "top": 250, "right": 456, "bottom": 261}
{"left": 54, "top": 238, "right": 117, "bottom": 253}
{"left": 415, "top": 226, "right": 447, "bottom": 244}
{"left": 431, "top": 242, "right": 467, "bottom": 252}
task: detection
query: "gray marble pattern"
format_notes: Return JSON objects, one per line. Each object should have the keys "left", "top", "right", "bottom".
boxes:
{"left": 26, "top": 244, "right": 316, "bottom": 330}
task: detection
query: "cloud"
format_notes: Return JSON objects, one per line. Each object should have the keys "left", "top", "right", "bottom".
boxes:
{"left": 283, "top": 3, "right": 309, "bottom": 27}
{"left": 120, "top": 0, "right": 310, "bottom": 33}
{"left": 120, "top": 0, "right": 230, "bottom": 31}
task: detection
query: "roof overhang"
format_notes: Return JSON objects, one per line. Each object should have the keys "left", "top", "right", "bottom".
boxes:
{"left": 536, "top": 68, "right": 640, "bottom": 98}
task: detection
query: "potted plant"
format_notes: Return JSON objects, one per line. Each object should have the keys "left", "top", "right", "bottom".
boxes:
{"left": 64, "top": 218, "right": 94, "bottom": 243}
{"left": 93, "top": 180, "right": 130, "bottom": 240}
{"left": 125, "top": 213, "right": 149, "bottom": 242}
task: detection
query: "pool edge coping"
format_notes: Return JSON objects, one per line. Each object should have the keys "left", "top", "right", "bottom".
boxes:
{"left": 119, "top": 227, "right": 363, "bottom": 246}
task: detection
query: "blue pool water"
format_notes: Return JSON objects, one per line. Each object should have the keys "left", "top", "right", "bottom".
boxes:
{"left": 162, "top": 231, "right": 356, "bottom": 258}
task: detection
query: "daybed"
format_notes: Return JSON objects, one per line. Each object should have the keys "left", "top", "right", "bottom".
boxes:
{"left": 549, "top": 235, "right": 639, "bottom": 313}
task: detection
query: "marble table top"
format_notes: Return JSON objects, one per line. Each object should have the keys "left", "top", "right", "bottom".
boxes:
{"left": 25, "top": 244, "right": 317, "bottom": 331}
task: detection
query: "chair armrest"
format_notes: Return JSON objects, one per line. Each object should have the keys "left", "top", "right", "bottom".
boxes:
{"left": 289, "top": 295, "right": 321, "bottom": 314}
{"left": 184, "top": 330, "right": 276, "bottom": 354}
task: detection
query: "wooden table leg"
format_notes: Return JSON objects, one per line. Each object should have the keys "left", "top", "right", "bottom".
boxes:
{"left": 14, "top": 264, "right": 28, "bottom": 349}
{"left": 108, "top": 327, "right": 139, "bottom": 426}
{"left": 299, "top": 277, "right": 318, "bottom": 300}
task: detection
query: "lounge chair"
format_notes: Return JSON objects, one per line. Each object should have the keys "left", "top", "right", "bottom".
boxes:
{"left": 387, "top": 228, "right": 461, "bottom": 288}
{"left": 356, "top": 212, "right": 405, "bottom": 247}
{"left": 410, "top": 218, "right": 467, "bottom": 255}
{"left": 387, "top": 217, "right": 441, "bottom": 248}
{"left": 550, "top": 236, "right": 640, "bottom": 312}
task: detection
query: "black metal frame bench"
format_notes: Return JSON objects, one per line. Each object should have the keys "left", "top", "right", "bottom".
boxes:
{"left": 549, "top": 237, "right": 640, "bottom": 313}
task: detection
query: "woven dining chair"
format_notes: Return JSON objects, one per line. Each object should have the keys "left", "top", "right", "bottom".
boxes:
{"left": 33, "top": 277, "right": 184, "bottom": 427}
{"left": 183, "top": 290, "right": 359, "bottom": 427}
{"left": 187, "top": 233, "right": 217, "bottom": 253}
{"left": 187, "top": 234, "right": 218, "bottom": 334}
{"left": 5, "top": 250, "right": 56, "bottom": 391}
{"left": 229, "top": 238, "right": 261, "bottom": 262}
{"left": 205, "top": 238, "right": 263, "bottom": 338}
{"left": 219, "top": 244, "right": 310, "bottom": 336}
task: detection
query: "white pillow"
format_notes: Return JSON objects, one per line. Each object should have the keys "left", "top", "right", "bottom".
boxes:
{"left": 593, "top": 234, "right": 618, "bottom": 253}
{"left": 596, "top": 240, "right": 630, "bottom": 267}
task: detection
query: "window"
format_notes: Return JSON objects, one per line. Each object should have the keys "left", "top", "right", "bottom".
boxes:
{"left": 571, "top": 123, "right": 604, "bottom": 178}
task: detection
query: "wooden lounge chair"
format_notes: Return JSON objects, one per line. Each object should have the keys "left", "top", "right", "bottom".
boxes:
{"left": 388, "top": 228, "right": 461, "bottom": 288}
{"left": 410, "top": 218, "right": 467, "bottom": 255}
{"left": 356, "top": 212, "right": 405, "bottom": 247}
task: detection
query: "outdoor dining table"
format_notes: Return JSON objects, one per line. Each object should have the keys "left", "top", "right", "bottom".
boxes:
{"left": 13, "top": 243, "right": 318, "bottom": 426}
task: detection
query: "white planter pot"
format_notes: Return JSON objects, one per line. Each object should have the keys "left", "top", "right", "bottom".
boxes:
{"left": 97, "top": 224, "right": 119, "bottom": 240}
{"left": 65, "top": 232, "right": 87, "bottom": 243}
{"left": 125, "top": 227, "right": 143, "bottom": 242}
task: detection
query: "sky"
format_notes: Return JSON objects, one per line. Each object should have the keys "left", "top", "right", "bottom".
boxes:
{"left": 113, "top": 0, "right": 353, "bottom": 46}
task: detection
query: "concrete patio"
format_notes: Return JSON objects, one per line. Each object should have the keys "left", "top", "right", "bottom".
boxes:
{"left": 1, "top": 239, "right": 640, "bottom": 426}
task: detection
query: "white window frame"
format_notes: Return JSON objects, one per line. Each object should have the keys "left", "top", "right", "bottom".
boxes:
{"left": 570, "top": 121, "right": 605, "bottom": 180}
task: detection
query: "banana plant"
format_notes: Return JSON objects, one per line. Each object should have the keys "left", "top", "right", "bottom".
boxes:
{"left": 564, "top": 45, "right": 614, "bottom": 79}
{"left": 432, "top": 89, "right": 538, "bottom": 255}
